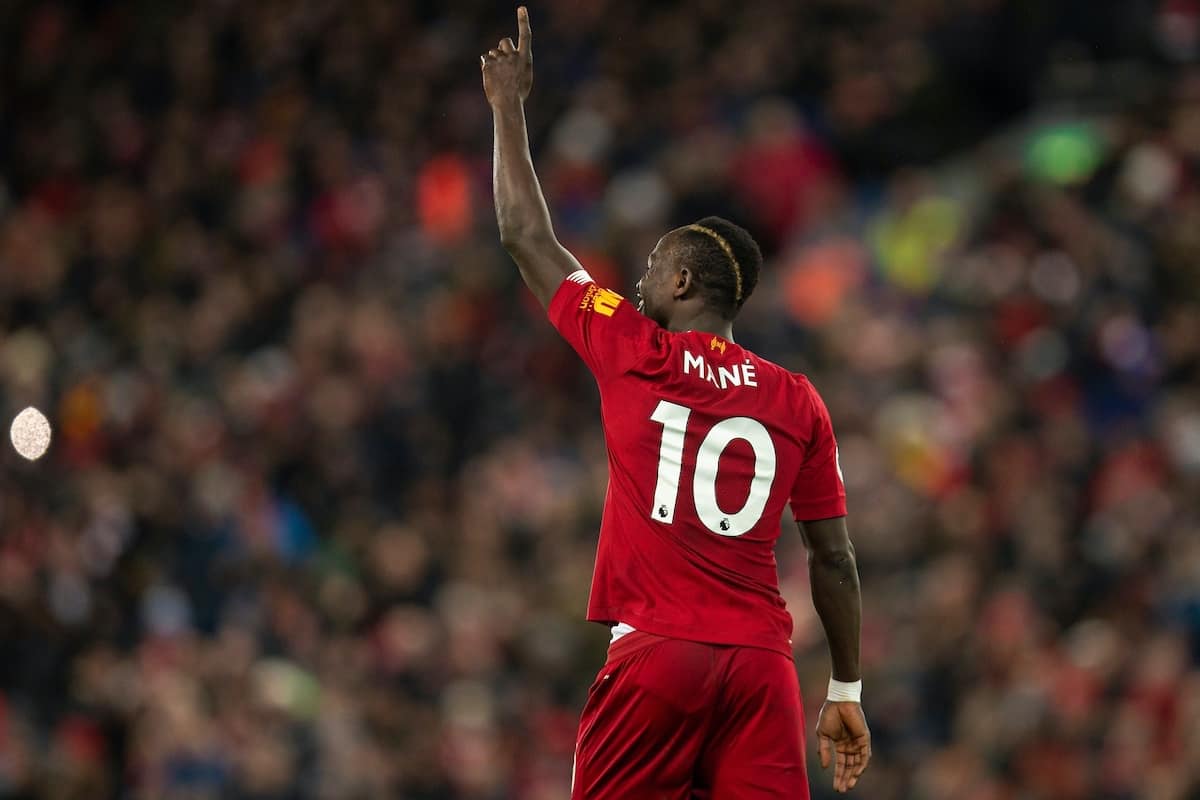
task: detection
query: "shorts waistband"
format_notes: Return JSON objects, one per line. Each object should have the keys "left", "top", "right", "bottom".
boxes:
{"left": 605, "top": 629, "right": 673, "bottom": 664}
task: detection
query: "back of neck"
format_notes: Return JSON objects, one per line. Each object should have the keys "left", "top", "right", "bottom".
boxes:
{"left": 667, "top": 311, "right": 734, "bottom": 341}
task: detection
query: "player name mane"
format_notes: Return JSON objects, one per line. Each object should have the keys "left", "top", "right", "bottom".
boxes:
{"left": 683, "top": 350, "right": 759, "bottom": 390}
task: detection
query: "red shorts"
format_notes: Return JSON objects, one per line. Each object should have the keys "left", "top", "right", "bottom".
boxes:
{"left": 571, "top": 630, "right": 810, "bottom": 800}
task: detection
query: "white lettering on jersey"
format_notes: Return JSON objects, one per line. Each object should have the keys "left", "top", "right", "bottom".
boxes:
{"left": 682, "top": 350, "right": 758, "bottom": 391}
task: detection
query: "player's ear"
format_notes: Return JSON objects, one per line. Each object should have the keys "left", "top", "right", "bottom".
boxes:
{"left": 674, "top": 267, "right": 692, "bottom": 299}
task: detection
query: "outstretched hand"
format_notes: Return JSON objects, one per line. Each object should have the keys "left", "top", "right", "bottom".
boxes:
{"left": 482, "top": 6, "right": 533, "bottom": 108}
{"left": 816, "top": 700, "right": 871, "bottom": 793}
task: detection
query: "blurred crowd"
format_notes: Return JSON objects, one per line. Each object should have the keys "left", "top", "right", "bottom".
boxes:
{"left": 1, "top": 1, "right": 1199, "bottom": 798}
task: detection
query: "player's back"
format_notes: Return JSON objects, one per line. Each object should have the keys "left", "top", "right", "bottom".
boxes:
{"left": 549, "top": 271, "right": 846, "bottom": 655}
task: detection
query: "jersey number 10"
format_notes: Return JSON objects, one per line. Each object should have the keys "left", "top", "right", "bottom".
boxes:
{"left": 649, "top": 400, "right": 777, "bottom": 537}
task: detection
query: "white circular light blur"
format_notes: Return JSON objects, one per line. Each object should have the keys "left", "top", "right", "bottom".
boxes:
{"left": 10, "top": 406, "right": 52, "bottom": 460}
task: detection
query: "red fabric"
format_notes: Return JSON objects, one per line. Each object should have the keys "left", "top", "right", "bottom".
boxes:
{"left": 572, "top": 631, "right": 810, "bottom": 799}
{"left": 731, "top": 136, "right": 835, "bottom": 243}
{"left": 548, "top": 274, "right": 846, "bottom": 657}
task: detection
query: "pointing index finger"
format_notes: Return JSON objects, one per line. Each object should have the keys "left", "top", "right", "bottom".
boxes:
{"left": 517, "top": 6, "right": 531, "bottom": 56}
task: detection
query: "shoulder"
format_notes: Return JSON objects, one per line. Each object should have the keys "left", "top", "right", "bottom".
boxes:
{"left": 789, "top": 371, "right": 829, "bottom": 411}
{"left": 550, "top": 270, "right": 671, "bottom": 379}
{"left": 735, "top": 347, "right": 811, "bottom": 391}
{"left": 747, "top": 353, "right": 829, "bottom": 418}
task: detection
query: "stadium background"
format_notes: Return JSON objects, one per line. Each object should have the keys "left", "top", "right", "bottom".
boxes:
{"left": 1, "top": 1, "right": 1199, "bottom": 797}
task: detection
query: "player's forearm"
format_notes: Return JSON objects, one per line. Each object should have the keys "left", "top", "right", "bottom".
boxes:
{"left": 809, "top": 543, "right": 862, "bottom": 682}
{"left": 492, "top": 100, "right": 556, "bottom": 249}
{"left": 483, "top": 10, "right": 577, "bottom": 309}
{"left": 491, "top": 99, "right": 576, "bottom": 307}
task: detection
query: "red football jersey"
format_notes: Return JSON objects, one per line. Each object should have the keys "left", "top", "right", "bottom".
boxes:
{"left": 549, "top": 270, "right": 846, "bottom": 656}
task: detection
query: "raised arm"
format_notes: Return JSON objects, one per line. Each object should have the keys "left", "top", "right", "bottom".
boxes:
{"left": 799, "top": 515, "right": 871, "bottom": 793}
{"left": 481, "top": 7, "right": 583, "bottom": 309}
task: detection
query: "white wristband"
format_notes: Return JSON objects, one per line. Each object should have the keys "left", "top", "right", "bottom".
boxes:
{"left": 827, "top": 678, "right": 862, "bottom": 703}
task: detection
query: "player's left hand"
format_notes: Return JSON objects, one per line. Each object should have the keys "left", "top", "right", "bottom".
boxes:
{"left": 816, "top": 700, "right": 871, "bottom": 792}
{"left": 481, "top": 6, "right": 533, "bottom": 108}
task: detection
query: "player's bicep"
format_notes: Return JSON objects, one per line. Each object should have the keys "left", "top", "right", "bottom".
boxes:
{"left": 796, "top": 516, "right": 851, "bottom": 557}
{"left": 504, "top": 234, "right": 585, "bottom": 309}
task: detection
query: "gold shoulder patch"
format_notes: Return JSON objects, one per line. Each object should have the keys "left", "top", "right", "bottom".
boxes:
{"left": 578, "top": 284, "right": 599, "bottom": 310}
{"left": 592, "top": 287, "right": 622, "bottom": 317}
{"left": 576, "top": 284, "right": 623, "bottom": 317}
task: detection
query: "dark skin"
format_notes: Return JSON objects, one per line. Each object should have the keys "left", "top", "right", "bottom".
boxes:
{"left": 483, "top": 9, "right": 870, "bottom": 793}
{"left": 635, "top": 232, "right": 735, "bottom": 337}
{"left": 801, "top": 515, "right": 871, "bottom": 792}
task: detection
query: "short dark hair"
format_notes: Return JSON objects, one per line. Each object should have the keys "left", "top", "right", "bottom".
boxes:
{"left": 678, "top": 216, "right": 762, "bottom": 320}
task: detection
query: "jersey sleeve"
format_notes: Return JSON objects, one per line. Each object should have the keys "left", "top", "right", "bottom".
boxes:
{"left": 547, "top": 269, "right": 665, "bottom": 381}
{"left": 791, "top": 381, "right": 847, "bottom": 520}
